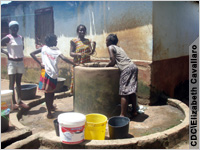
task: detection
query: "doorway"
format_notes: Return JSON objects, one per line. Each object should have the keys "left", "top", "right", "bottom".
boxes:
{"left": 35, "top": 7, "right": 54, "bottom": 48}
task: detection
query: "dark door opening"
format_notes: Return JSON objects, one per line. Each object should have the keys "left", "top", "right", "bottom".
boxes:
{"left": 35, "top": 7, "right": 54, "bottom": 48}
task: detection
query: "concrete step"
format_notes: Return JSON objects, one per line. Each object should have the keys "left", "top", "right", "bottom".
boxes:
{"left": 1, "top": 128, "right": 32, "bottom": 149}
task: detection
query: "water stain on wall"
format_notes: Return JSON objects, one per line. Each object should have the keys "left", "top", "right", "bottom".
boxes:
{"left": 88, "top": 25, "right": 152, "bottom": 61}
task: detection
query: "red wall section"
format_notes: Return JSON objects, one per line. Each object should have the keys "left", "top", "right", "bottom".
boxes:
{"left": 151, "top": 55, "right": 189, "bottom": 97}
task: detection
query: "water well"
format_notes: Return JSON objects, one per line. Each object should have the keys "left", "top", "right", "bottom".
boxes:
{"left": 5, "top": 98, "right": 189, "bottom": 149}
{"left": 74, "top": 62, "right": 121, "bottom": 117}
{"left": 3, "top": 64, "right": 189, "bottom": 149}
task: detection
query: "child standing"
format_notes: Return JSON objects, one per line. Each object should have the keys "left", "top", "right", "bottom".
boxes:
{"left": 106, "top": 34, "right": 138, "bottom": 117}
{"left": 30, "top": 34, "right": 76, "bottom": 119}
{"left": 1, "top": 21, "right": 29, "bottom": 110}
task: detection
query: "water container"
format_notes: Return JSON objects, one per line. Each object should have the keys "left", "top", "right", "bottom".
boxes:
{"left": 20, "top": 84, "right": 37, "bottom": 100}
{"left": 108, "top": 116, "right": 130, "bottom": 139}
{"left": 84, "top": 113, "right": 107, "bottom": 140}
{"left": 53, "top": 119, "right": 59, "bottom": 136}
{"left": 1, "top": 90, "right": 13, "bottom": 110}
{"left": 1, "top": 108, "right": 10, "bottom": 132}
{"left": 58, "top": 112, "right": 86, "bottom": 144}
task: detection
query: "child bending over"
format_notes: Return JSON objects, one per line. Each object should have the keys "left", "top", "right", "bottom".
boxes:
{"left": 106, "top": 34, "right": 138, "bottom": 117}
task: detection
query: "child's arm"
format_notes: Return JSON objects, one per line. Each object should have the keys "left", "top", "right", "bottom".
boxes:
{"left": 22, "top": 37, "right": 25, "bottom": 50}
{"left": 1, "top": 36, "right": 10, "bottom": 57}
{"left": 59, "top": 54, "right": 76, "bottom": 66}
{"left": 30, "top": 48, "right": 44, "bottom": 68}
{"left": 106, "top": 46, "right": 116, "bottom": 67}
{"left": 88, "top": 41, "right": 96, "bottom": 55}
{"left": 91, "top": 41, "right": 96, "bottom": 54}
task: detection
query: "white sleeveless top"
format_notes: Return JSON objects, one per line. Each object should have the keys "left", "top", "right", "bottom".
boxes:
{"left": 6, "top": 34, "right": 24, "bottom": 59}
{"left": 41, "top": 45, "right": 62, "bottom": 79}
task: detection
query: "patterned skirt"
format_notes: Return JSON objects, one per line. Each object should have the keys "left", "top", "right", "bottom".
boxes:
{"left": 38, "top": 69, "right": 57, "bottom": 93}
{"left": 119, "top": 63, "right": 138, "bottom": 95}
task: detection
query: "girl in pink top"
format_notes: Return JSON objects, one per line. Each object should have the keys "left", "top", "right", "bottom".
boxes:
{"left": 1, "top": 21, "right": 29, "bottom": 110}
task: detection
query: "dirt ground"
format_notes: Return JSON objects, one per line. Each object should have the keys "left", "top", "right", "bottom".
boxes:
{"left": 1, "top": 79, "right": 189, "bottom": 148}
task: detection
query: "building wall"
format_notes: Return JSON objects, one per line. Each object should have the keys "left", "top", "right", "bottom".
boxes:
{"left": 1, "top": 1, "right": 153, "bottom": 61}
{"left": 1, "top": 1, "right": 152, "bottom": 96}
{"left": 3, "top": 1, "right": 198, "bottom": 101}
{"left": 153, "top": 1, "right": 198, "bottom": 61}
{"left": 152, "top": 1, "right": 199, "bottom": 97}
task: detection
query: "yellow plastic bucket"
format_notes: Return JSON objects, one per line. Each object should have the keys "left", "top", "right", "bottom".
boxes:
{"left": 84, "top": 113, "right": 107, "bottom": 140}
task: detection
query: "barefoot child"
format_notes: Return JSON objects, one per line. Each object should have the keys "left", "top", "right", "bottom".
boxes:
{"left": 1, "top": 21, "right": 29, "bottom": 110}
{"left": 30, "top": 34, "right": 76, "bottom": 119}
{"left": 106, "top": 34, "right": 138, "bottom": 117}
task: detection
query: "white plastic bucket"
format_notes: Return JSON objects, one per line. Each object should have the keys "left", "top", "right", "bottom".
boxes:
{"left": 58, "top": 112, "right": 86, "bottom": 144}
{"left": 1, "top": 90, "right": 13, "bottom": 110}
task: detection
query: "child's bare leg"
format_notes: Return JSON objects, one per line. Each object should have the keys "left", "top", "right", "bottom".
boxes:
{"left": 120, "top": 96, "right": 128, "bottom": 117}
{"left": 9, "top": 74, "right": 19, "bottom": 109}
{"left": 45, "top": 93, "right": 54, "bottom": 119}
{"left": 130, "top": 93, "right": 137, "bottom": 116}
{"left": 15, "top": 74, "right": 22, "bottom": 103}
{"left": 16, "top": 74, "right": 29, "bottom": 109}
{"left": 50, "top": 93, "right": 56, "bottom": 111}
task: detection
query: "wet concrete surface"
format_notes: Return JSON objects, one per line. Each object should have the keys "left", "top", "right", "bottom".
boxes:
{"left": 1, "top": 79, "right": 189, "bottom": 148}
{"left": 19, "top": 96, "right": 73, "bottom": 134}
{"left": 19, "top": 98, "right": 185, "bottom": 138}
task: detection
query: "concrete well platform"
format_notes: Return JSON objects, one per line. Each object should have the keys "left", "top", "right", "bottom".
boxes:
{"left": 1, "top": 79, "right": 189, "bottom": 149}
